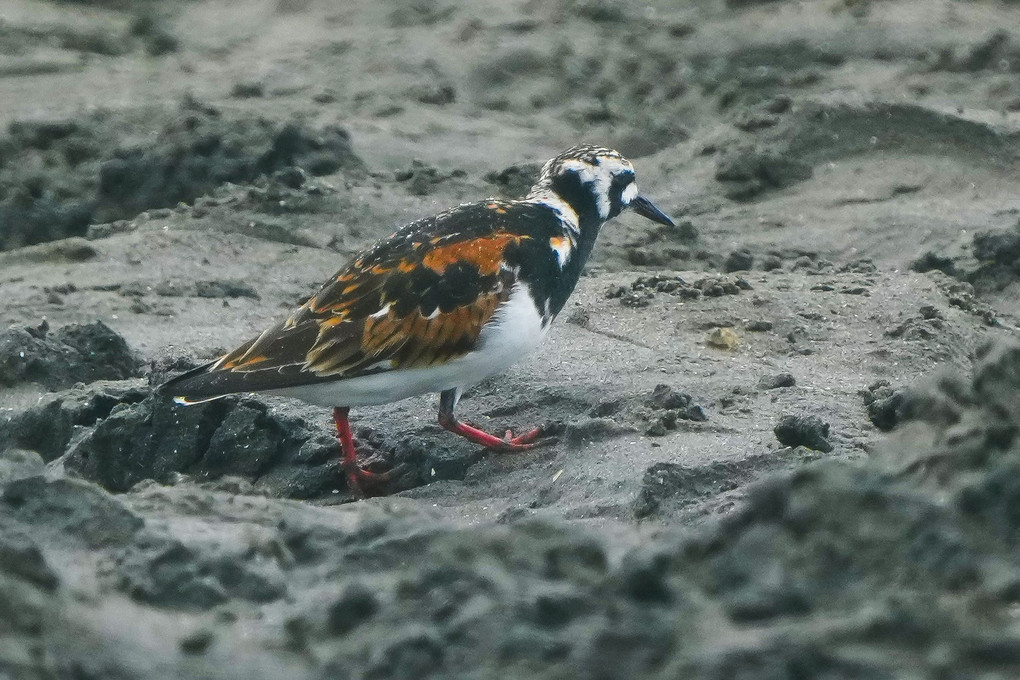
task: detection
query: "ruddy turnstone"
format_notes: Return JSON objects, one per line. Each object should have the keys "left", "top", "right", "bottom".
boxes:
{"left": 160, "top": 145, "right": 675, "bottom": 497}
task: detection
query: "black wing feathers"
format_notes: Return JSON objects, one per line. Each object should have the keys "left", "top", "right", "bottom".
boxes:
{"left": 161, "top": 201, "right": 566, "bottom": 400}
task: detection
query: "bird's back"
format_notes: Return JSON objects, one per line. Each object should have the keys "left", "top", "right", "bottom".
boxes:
{"left": 160, "top": 198, "right": 572, "bottom": 403}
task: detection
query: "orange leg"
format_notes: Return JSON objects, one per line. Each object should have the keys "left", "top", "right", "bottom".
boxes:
{"left": 333, "top": 407, "right": 407, "bottom": 498}
{"left": 437, "top": 389, "right": 556, "bottom": 451}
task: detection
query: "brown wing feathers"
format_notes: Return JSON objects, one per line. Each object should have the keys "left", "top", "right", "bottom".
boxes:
{"left": 162, "top": 216, "right": 529, "bottom": 399}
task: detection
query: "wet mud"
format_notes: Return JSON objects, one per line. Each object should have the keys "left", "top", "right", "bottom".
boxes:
{"left": 4, "top": 0, "right": 1020, "bottom": 678}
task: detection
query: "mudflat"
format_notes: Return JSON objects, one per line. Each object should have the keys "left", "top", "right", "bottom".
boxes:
{"left": 3, "top": 1, "right": 1020, "bottom": 677}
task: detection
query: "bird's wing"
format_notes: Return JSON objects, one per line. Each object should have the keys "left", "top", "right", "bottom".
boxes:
{"left": 162, "top": 202, "right": 541, "bottom": 399}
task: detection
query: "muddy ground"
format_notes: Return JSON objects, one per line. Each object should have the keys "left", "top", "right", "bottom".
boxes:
{"left": 4, "top": 0, "right": 1020, "bottom": 677}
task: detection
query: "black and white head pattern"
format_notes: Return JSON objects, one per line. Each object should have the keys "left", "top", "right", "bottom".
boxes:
{"left": 527, "top": 145, "right": 639, "bottom": 230}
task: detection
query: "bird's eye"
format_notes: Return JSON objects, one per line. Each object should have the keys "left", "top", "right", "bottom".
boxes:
{"left": 610, "top": 172, "right": 635, "bottom": 197}
{"left": 606, "top": 172, "right": 636, "bottom": 217}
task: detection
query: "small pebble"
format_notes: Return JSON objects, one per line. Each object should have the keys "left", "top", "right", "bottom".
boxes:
{"left": 758, "top": 373, "right": 796, "bottom": 390}
{"left": 179, "top": 629, "right": 214, "bottom": 655}
{"left": 774, "top": 415, "right": 832, "bottom": 452}
{"left": 707, "top": 327, "right": 740, "bottom": 350}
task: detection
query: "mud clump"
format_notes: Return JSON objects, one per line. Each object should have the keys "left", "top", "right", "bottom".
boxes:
{"left": 759, "top": 372, "right": 796, "bottom": 390}
{"left": 862, "top": 380, "right": 905, "bottom": 431}
{"left": 3, "top": 476, "right": 143, "bottom": 549}
{"left": 693, "top": 39, "right": 840, "bottom": 110}
{"left": 0, "top": 10, "right": 179, "bottom": 67}
{"left": 291, "top": 521, "right": 693, "bottom": 680}
{"left": 0, "top": 449, "right": 46, "bottom": 484}
{"left": 0, "top": 104, "right": 365, "bottom": 252}
{"left": 485, "top": 162, "right": 542, "bottom": 198}
{"left": 911, "top": 220, "right": 1020, "bottom": 295}
{"left": 634, "top": 454, "right": 783, "bottom": 519}
{"left": 888, "top": 339, "right": 1020, "bottom": 481}
{"left": 4, "top": 377, "right": 497, "bottom": 500}
{"left": 114, "top": 528, "right": 287, "bottom": 608}
{"left": 95, "top": 107, "right": 364, "bottom": 222}
{"left": 967, "top": 222, "right": 1020, "bottom": 292}
{"left": 155, "top": 278, "right": 260, "bottom": 299}
{"left": 1, "top": 380, "right": 149, "bottom": 461}
{"left": 611, "top": 274, "right": 751, "bottom": 306}
{"left": 0, "top": 527, "right": 58, "bottom": 593}
{"left": 911, "top": 250, "right": 959, "bottom": 276}
{"left": 326, "top": 582, "right": 379, "bottom": 634}
{"left": 0, "top": 320, "right": 141, "bottom": 390}
{"left": 644, "top": 384, "right": 708, "bottom": 436}
{"left": 723, "top": 248, "right": 754, "bottom": 272}
{"left": 128, "top": 12, "right": 180, "bottom": 56}
{"left": 0, "top": 119, "right": 104, "bottom": 250}
{"left": 926, "top": 29, "right": 1020, "bottom": 73}
{"left": 61, "top": 393, "right": 353, "bottom": 498}
{"left": 647, "top": 384, "right": 693, "bottom": 410}
{"left": 563, "top": 416, "right": 635, "bottom": 448}
{"left": 393, "top": 160, "right": 466, "bottom": 196}
{"left": 715, "top": 146, "right": 813, "bottom": 200}
{"left": 655, "top": 462, "right": 1015, "bottom": 673}
{"left": 0, "top": 520, "right": 61, "bottom": 679}
{"left": 774, "top": 414, "right": 833, "bottom": 452}
{"left": 19, "top": 385, "right": 462, "bottom": 498}
{"left": 2, "top": 377, "right": 361, "bottom": 498}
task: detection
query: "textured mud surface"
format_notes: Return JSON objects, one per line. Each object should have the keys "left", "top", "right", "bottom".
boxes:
{"left": 4, "top": 0, "right": 1020, "bottom": 678}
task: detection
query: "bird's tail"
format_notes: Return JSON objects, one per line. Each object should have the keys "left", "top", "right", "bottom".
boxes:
{"left": 157, "top": 360, "right": 232, "bottom": 405}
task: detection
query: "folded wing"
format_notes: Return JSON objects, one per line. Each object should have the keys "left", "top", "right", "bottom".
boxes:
{"left": 161, "top": 204, "right": 532, "bottom": 401}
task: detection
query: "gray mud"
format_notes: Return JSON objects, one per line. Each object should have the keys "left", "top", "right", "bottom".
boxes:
{"left": 4, "top": 0, "right": 1020, "bottom": 678}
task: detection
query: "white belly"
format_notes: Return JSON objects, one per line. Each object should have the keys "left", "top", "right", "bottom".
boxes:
{"left": 267, "top": 283, "right": 550, "bottom": 407}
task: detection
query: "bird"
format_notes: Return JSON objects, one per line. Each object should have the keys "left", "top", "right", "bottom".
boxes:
{"left": 160, "top": 145, "right": 675, "bottom": 497}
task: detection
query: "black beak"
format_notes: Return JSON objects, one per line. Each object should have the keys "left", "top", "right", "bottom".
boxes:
{"left": 630, "top": 195, "right": 675, "bottom": 227}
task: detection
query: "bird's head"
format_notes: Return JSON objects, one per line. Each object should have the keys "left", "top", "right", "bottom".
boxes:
{"left": 527, "top": 145, "right": 675, "bottom": 232}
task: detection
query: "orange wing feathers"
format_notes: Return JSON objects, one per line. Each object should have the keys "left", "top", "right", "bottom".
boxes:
{"left": 420, "top": 232, "right": 525, "bottom": 275}
{"left": 161, "top": 201, "right": 554, "bottom": 399}
{"left": 197, "top": 230, "right": 524, "bottom": 386}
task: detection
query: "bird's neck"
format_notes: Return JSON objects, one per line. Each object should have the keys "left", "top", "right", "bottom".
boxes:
{"left": 523, "top": 188, "right": 607, "bottom": 318}
{"left": 526, "top": 188, "right": 604, "bottom": 262}
{"left": 525, "top": 183, "right": 606, "bottom": 241}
